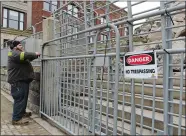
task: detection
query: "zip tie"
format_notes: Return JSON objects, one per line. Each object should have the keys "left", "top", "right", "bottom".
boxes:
{"left": 163, "top": 49, "right": 170, "bottom": 55}
{"left": 127, "top": 20, "right": 132, "bottom": 26}
{"left": 106, "top": 23, "right": 109, "bottom": 28}
{"left": 165, "top": 9, "right": 174, "bottom": 25}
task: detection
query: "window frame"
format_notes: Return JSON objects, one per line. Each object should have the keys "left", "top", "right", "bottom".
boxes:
{"left": 3, "top": 39, "right": 9, "bottom": 48}
{"left": 3, "top": 8, "right": 25, "bottom": 30}
{"left": 101, "top": 16, "right": 107, "bottom": 24}
{"left": 43, "top": 0, "right": 57, "bottom": 12}
{"left": 67, "top": 4, "right": 78, "bottom": 18}
{"left": 101, "top": 34, "right": 107, "bottom": 43}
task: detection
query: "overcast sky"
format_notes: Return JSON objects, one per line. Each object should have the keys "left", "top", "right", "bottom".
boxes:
{"left": 114, "top": 2, "right": 160, "bottom": 30}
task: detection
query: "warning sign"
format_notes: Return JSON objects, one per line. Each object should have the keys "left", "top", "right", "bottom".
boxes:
{"left": 123, "top": 50, "right": 158, "bottom": 79}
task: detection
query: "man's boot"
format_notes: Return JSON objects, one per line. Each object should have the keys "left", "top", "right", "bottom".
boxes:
{"left": 12, "top": 118, "right": 29, "bottom": 125}
{"left": 23, "top": 112, "right": 32, "bottom": 117}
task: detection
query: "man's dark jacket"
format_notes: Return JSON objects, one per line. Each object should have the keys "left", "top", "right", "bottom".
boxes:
{"left": 7, "top": 49, "right": 38, "bottom": 84}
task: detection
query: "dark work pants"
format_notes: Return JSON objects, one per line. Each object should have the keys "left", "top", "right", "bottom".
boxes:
{"left": 10, "top": 82, "right": 29, "bottom": 121}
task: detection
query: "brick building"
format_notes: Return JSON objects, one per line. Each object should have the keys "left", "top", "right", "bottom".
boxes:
{"left": 59, "top": 1, "right": 127, "bottom": 42}
{"left": 1, "top": 1, "right": 127, "bottom": 48}
{"left": 1, "top": 1, "right": 31, "bottom": 49}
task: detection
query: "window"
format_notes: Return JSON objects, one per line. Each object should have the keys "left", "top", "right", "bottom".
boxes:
{"left": 67, "top": 4, "right": 78, "bottom": 17}
{"left": 43, "top": 0, "right": 57, "bottom": 12}
{"left": 125, "top": 27, "right": 129, "bottom": 36}
{"left": 101, "top": 16, "right": 106, "bottom": 24}
{"left": 72, "top": 26, "right": 78, "bottom": 39}
{"left": 3, "top": 39, "right": 9, "bottom": 48}
{"left": 89, "top": 37, "right": 93, "bottom": 43}
{"left": 3, "top": 8, "right": 24, "bottom": 30}
{"left": 23, "top": 1, "right": 27, "bottom": 3}
{"left": 87, "top": 9, "right": 96, "bottom": 25}
{"left": 101, "top": 34, "right": 107, "bottom": 43}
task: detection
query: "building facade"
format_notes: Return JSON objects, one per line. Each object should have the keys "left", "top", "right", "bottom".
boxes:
{"left": 59, "top": 1, "right": 127, "bottom": 43}
{"left": 1, "top": 1, "right": 127, "bottom": 48}
{"left": 1, "top": 1, "right": 32, "bottom": 49}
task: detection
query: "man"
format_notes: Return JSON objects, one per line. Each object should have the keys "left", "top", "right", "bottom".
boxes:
{"left": 7, "top": 40, "right": 40, "bottom": 125}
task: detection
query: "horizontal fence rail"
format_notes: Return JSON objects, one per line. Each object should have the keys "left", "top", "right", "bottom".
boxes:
{"left": 40, "top": 1, "right": 186, "bottom": 135}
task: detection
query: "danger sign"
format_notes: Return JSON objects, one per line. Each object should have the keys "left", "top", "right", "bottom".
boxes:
{"left": 123, "top": 51, "right": 158, "bottom": 79}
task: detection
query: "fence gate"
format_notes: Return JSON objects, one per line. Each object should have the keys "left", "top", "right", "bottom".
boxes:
{"left": 40, "top": 1, "right": 186, "bottom": 135}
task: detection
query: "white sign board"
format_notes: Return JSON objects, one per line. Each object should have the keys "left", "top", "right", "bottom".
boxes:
{"left": 123, "top": 50, "right": 158, "bottom": 79}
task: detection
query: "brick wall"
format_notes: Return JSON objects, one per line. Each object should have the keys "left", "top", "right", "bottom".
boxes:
{"left": 32, "top": 1, "right": 51, "bottom": 32}
{"left": 95, "top": 6, "right": 125, "bottom": 40}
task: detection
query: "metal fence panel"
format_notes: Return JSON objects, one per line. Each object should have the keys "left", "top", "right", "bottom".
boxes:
{"left": 40, "top": 1, "right": 186, "bottom": 135}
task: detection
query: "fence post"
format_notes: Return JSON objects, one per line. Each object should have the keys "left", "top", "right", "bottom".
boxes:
{"left": 127, "top": 1, "right": 136, "bottom": 135}
{"left": 88, "top": 0, "right": 95, "bottom": 133}
{"left": 166, "top": 2, "right": 174, "bottom": 135}
{"left": 160, "top": 1, "right": 174, "bottom": 135}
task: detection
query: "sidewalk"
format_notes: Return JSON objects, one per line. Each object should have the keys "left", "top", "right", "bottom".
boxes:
{"left": 1, "top": 91, "right": 65, "bottom": 135}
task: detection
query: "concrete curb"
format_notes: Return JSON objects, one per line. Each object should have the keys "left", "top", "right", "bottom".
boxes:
{"left": 1, "top": 90, "right": 66, "bottom": 135}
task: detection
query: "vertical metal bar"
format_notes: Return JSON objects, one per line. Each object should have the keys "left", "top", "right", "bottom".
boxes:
{"left": 121, "top": 67, "right": 126, "bottom": 135}
{"left": 59, "top": 1, "right": 64, "bottom": 56}
{"left": 166, "top": 2, "right": 174, "bottom": 135}
{"left": 52, "top": 60, "right": 54, "bottom": 118}
{"left": 47, "top": 61, "right": 49, "bottom": 116}
{"left": 178, "top": 53, "right": 184, "bottom": 135}
{"left": 39, "top": 36, "right": 43, "bottom": 118}
{"left": 83, "top": 7, "right": 91, "bottom": 132}
{"left": 66, "top": 59, "right": 69, "bottom": 129}
{"left": 87, "top": 58, "right": 92, "bottom": 133}
{"left": 54, "top": 60, "right": 57, "bottom": 119}
{"left": 99, "top": 66, "right": 103, "bottom": 135}
{"left": 82, "top": 58, "right": 86, "bottom": 135}
{"left": 48, "top": 61, "right": 50, "bottom": 116}
{"left": 50, "top": 61, "right": 52, "bottom": 117}
{"left": 62, "top": 60, "right": 66, "bottom": 126}
{"left": 140, "top": 79, "right": 144, "bottom": 135}
{"left": 70, "top": 59, "right": 73, "bottom": 131}
{"left": 78, "top": 59, "right": 81, "bottom": 134}
{"left": 89, "top": 1, "right": 95, "bottom": 133}
{"left": 52, "top": 60, "right": 55, "bottom": 119}
{"left": 160, "top": 1, "right": 169, "bottom": 135}
{"left": 152, "top": 79, "right": 156, "bottom": 134}
{"left": 83, "top": 1, "right": 89, "bottom": 55}
{"left": 112, "top": 27, "right": 120, "bottom": 135}
{"left": 73, "top": 59, "right": 77, "bottom": 133}
{"left": 44, "top": 61, "right": 46, "bottom": 114}
{"left": 55, "top": 60, "right": 58, "bottom": 120}
{"left": 41, "top": 60, "right": 45, "bottom": 114}
{"left": 106, "top": 63, "right": 110, "bottom": 135}
{"left": 83, "top": 2, "right": 90, "bottom": 133}
{"left": 92, "top": 50, "right": 97, "bottom": 135}
{"left": 127, "top": 1, "right": 136, "bottom": 135}
{"left": 59, "top": 60, "right": 62, "bottom": 124}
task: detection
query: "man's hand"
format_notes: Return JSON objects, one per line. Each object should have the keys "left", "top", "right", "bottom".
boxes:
{"left": 35, "top": 52, "right": 41, "bottom": 57}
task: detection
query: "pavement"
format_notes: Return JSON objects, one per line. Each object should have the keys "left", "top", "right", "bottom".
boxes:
{"left": 1, "top": 91, "right": 65, "bottom": 135}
